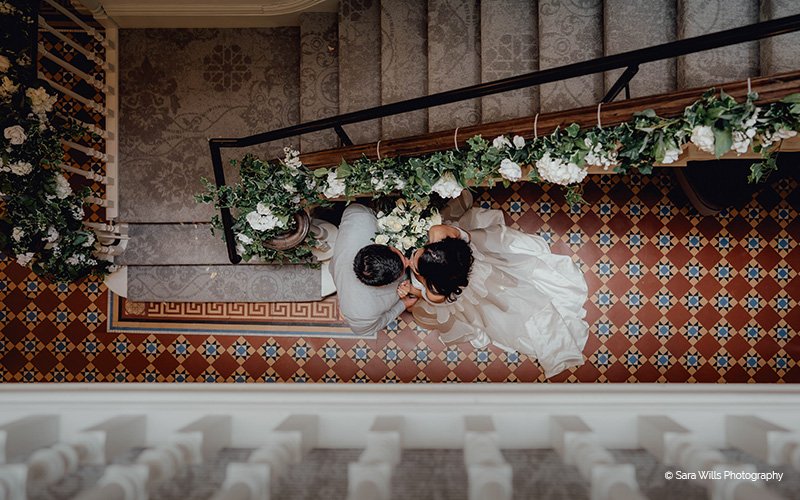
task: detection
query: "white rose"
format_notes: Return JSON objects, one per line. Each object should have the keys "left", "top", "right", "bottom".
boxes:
{"left": 774, "top": 128, "right": 797, "bottom": 140}
{"left": 54, "top": 174, "right": 72, "bottom": 199}
{"left": 9, "top": 161, "right": 32, "bottom": 176}
{"left": 246, "top": 210, "right": 280, "bottom": 231}
{"left": 429, "top": 211, "right": 442, "bottom": 226}
{"left": 731, "top": 131, "right": 750, "bottom": 154}
{"left": 512, "top": 135, "right": 525, "bottom": 149}
{"left": 661, "top": 146, "right": 682, "bottom": 164}
{"left": 16, "top": 252, "right": 35, "bottom": 267}
{"left": 256, "top": 202, "right": 272, "bottom": 216}
{"left": 535, "top": 153, "right": 587, "bottom": 186}
{"left": 84, "top": 232, "right": 95, "bottom": 247}
{"left": 399, "top": 236, "right": 416, "bottom": 252}
{"left": 66, "top": 255, "right": 81, "bottom": 266}
{"left": 26, "top": 87, "right": 56, "bottom": 118}
{"left": 690, "top": 125, "right": 715, "bottom": 154}
{"left": 498, "top": 158, "right": 522, "bottom": 182}
{"left": 379, "top": 215, "right": 404, "bottom": 233}
{"left": 4, "top": 125, "right": 26, "bottom": 145}
{"left": 0, "top": 76, "right": 18, "bottom": 100}
{"left": 71, "top": 204, "right": 84, "bottom": 221}
{"left": 12, "top": 227, "right": 24, "bottom": 242}
{"left": 323, "top": 170, "right": 346, "bottom": 199}
{"left": 492, "top": 135, "right": 512, "bottom": 150}
{"left": 374, "top": 234, "right": 390, "bottom": 245}
{"left": 431, "top": 171, "right": 463, "bottom": 199}
{"left": 0, "top": 55, "right": 10, "bottom": 72}
{"left": 237, "top": 233, "right": 253, "bottom": 245}
{"left": 282, "top": 182, "right": 296, "bottom": 194}
{"left": 44, "top": 226, "right": 59, "bottom": 243}
{"left": 394, "top": 177, "right": 406, "bottom": 190}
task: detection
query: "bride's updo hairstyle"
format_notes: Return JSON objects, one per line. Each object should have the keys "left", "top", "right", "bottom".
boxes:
{"left": 418, "top": 237, "right": 474, "bottom": 302}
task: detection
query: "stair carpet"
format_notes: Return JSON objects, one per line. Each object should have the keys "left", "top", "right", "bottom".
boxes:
{"left": 120, "top": 0, "right": 799, "bottom": 303}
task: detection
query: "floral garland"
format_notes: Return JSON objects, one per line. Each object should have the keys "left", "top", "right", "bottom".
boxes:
{"left": 1, "top": 0, "right": 111, "bottom": 283}
{"left": 198, "top": 88, "right": 800, "bottom": 264}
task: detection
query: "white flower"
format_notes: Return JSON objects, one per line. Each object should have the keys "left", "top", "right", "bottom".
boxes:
{"left": 378, "top": 215, "right": 404, "bottom": 233}
{"left": 0, "top": 55, "right": 10, "bottom": 72}
{"left": 690, "top": 125, "right": 715, "bottom": 154}
{"left": 0, "top": 2, "right": 17, "bottom": 14}
{"left": 431, "top": 171, "right": 462, "bottom": 198}
{"left": 512, "top": 135, "right": 525, "bottom": 149}
{"left": 54, "top": 174, "right": 72, "bottom": 199}
{"left": 743, "top": 108, "right": 760, "bottom": 128}
{"left": 322, "top": 171, "right": 346, "bottom": 199}
{"left": 429, "top": 211, "right": 442, "bottom": 226}
{"left": 399, "top": 236, "right": 416, "bottom": 252}
{"left": 83, "top": 232, "right": 95, "bottom": 247}
{"left": 0, "top": 76, "right": 18, "bottom": 101}
{"left": 731, "top": 131, "right": 750, "bottom": 154}
{"left": 282, "top": 182, "right": 296, "bottom": 194}
{"left": 66, "top": 255, "right": 81, "bottom": 266}
{"left": 661, "top": 145, "right": 682, "bottom": 164}
{"left": 44, "top": 227, "right": 59, "bottom": 243}
{"left": 374, "top": 234, "right": 390, "bottom": 245}
{"left": 498, "top": 158, "right": 522, "bottom": 181}
{"left": 71, "top": 204, "right": 84, "bottom": 221}
{"left": 535, "top": 153, "right": 587, "bottom": 186}
{"left": 12, "top": 227, "right": 24, "bottom": 242}
{"left": 256, "top": 202, "right": 272, "bottom": 215}
{"left": 394, "top": 177, "right": 406, "bottom": 190}
{"left": 774, "top": 128, "right": 797, "bottom": 140}
{"left": 237, "top": 233, "right": 253, "bottom": 245}
{"left": 492, "top": 135, "right": 512, "bottom": 150}
{"left": 4, "top": 125, "right": 26, "bottom": 145}
{"left": 16, "top": 252, "right": 34, "bottom": 267}
{"left": 26, "top": 87, "right": 57, "bottom": 119}
{"left": 9, "top": 161, "right": 32, "bottom": 176}
{"left": 246, "top": 210, "right": 281, "bottom": 232}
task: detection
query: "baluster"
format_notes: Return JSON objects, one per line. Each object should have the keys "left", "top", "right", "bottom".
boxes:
{"left": 550, "top": 416, "right": 646, "bottom": 500}
{"left": 38, "top": 73, "right": 106, "bottom": 115}
{"left": 42, "top": 0, "right": 106, "bottom": 45}
{"left": 347, "top": 416, "right": 404, "bottom": 500}
{"left": 61, "top": 140, "right": 110, "bottom": 162}
{"left": 85, "top": 196, "right": 113, "bottom": 208}
{"left": 54, "top": 113, "right": 108, "bottom": 139}
{"left": 73, "top": 464, "right": 149, "bottom": 500}
{"left": 213, "top": 415, "right": 318, "bottom": 500}
{"left": 726, "top": 416, "right": 800, "bottom": 470}
{"left": 638, "top": 416, "right": 785, "bottom": 500}
{"left": 463, "top": 416, "right": 512, "bottom": 500}
{"left": 0, "top": 415, "right": 59, "bottom": 464}
{"left": 26, "top": 415, "right": 146, "bottom": 487}
{"left": 59, "top": 164, "right": 108, "bottom": 184}
{"left": 136, "top": 415, "right": 231, "bottom": 483}
{"left": 0, "top": 464, "right": 27, "bottom": 500}
{"left": 39, "top": 45, "right": 108, "bottom": 92}
{"left": 38, "top": 17, "right": 105, "bottom": 67}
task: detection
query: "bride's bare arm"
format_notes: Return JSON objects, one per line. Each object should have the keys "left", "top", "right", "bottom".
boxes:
{"left": 428, "top": 224, "right": 462, "bottom": 243}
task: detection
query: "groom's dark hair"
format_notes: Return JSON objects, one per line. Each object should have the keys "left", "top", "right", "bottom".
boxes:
{"left": 354, "top": 244, "right": 404, "bottom": 286}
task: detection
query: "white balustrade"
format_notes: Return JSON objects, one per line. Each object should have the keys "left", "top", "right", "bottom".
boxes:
{"left": 463, "top": 416, "right": 512, "bottom": 500}
{"left": 136, "top": 415, "right": 231, "bottom": 483}
{"left": 638, "top": 416, "right": 785, "bottom": 500}
{"left": 213, "top": 415, "right": 318, "bottom": 500}
{"left": 0, "top": 415, "right": 59, "bottom": 464}
{"left": 38, "top": 17, "right": 105, "bottom": 66}
{"left": 0, "top": 464, "right": 27, "bottom": 500}
{"left": 551, "top": 416, "right": 646, "bottom": 500}
{"left": 61, "top": 140, "right": 110, "bottom": 162}
{"left": 74, "top": 464, "right": 149, "bottom": 500}
{"left": 38, "top": 73, "right": 106, "bottom": 115}
{"left": 59, "top": 163, "right": 108, "bottom": 183}
{"left": 347, "top": 416, "right": 404, "bottom": 500}
{"left": 39, "top": 45, "right": 108, "bottom": 92}
{"left": 43, "top": 0, "right": 107, "bottom": 45}
{"left": 726, "top": 416, "right": 800, "bottom": 470}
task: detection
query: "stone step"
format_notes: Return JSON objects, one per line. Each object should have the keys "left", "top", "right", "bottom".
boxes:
{"left": 115, "top": 224, "right": 230, "bottom": 266}
{"left": 604, "top": 0, "right": 677, "bottom": 99}
{"left": 299, "top": 12, "right": 340, "bottom": 153}
{"left": 759, "top": 0, "right": 800, "bottom": 75}
{"left": 338, "top": 0, "right": 381, "bottom": 144}
{"left": 538, "top": 0, "right": 604, "bottom": 113}
{"left": 380, "top": 0, "right": 428, "bottom": 139}
{"left": 480, "top": 0, "right": 539, "bottom": 122}
{"left": 677, "top": 0, "right": 759, "bottom": 89}
{"left": 127, "top": 264, "right": 322, "bottom": 302}
{"left": 427, "top": 0, "right": 481, "bottom": 132}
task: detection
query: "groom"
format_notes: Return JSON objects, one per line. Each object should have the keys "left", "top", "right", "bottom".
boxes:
{"left": 330, "top": 203, "right": 417, "bottom": 336}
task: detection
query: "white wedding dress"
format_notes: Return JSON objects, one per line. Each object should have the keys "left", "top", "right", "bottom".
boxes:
{"left": 411, "top": 207, "right": 590, "bottom": 378}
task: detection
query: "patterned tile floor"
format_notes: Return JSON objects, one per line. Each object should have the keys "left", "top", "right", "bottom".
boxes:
{"left": 2, "top": 172, "right": 799, "bottom": 383}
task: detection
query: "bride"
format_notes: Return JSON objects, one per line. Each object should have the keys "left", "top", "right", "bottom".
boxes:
{"left": 398, "top": 198, "right": 590, "bottom": 379}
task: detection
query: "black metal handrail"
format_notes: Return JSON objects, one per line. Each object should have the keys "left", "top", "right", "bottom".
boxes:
{"left": 210, "top": 14, "right": 800, "bottom": 264}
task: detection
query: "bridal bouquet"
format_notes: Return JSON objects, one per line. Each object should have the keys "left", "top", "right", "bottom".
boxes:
{"left": 373, "top": 198, "right": 442, "bottom": 253}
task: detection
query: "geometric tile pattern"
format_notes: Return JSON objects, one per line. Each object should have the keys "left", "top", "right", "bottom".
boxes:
{"left": 2, "top": 172, "right": 799, "bottom": 383}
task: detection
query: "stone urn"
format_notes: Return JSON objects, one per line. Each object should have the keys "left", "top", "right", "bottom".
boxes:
{"left": 263, "top": 210, "right": 311, "bottom": 250}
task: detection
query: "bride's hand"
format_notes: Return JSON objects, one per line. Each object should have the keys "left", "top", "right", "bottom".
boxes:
{"left": 397, "top": 280, "right": 412, "bottom": 298}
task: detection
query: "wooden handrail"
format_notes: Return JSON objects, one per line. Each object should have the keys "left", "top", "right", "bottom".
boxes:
{"left": 299, "top": 70, "right": 800, "bottom": 170}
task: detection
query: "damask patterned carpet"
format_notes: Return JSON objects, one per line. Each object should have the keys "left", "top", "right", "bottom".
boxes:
{"left": 2, "top": 172, "right": 799, "bottom": 383}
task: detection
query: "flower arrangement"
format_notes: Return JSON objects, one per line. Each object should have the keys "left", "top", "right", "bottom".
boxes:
{"left": 1, "top": 0, "right": 111, "bottom": 283}
{"left": 374, "top": 198, "right": 442, "bottom": 253}
{"left": 198, "top": 86, "right": 800, "bottom": 264}
{"left": 196, "top": 148, "right": 322, "bottom": 263}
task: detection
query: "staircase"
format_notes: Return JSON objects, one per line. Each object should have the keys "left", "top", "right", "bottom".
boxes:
{"left": 116, "top": 0, "right": 800, "bottom": 302}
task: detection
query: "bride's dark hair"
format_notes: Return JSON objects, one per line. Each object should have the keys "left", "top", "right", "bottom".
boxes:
{"left": 417, "top": 237, "right": 474, "bottom": 302}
